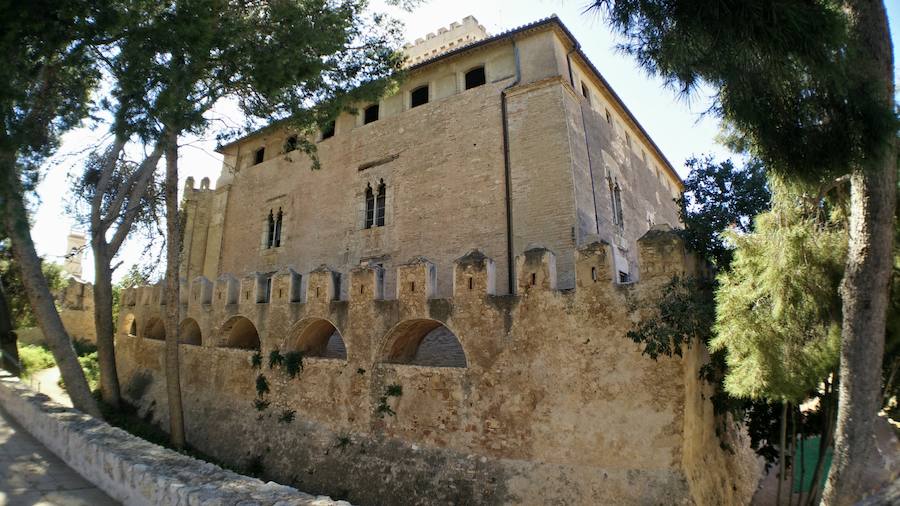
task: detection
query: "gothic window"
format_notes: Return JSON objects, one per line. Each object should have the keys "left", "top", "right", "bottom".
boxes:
{"left": 274, "top": 208, "right": 283, "bottom": 247}
{"left": 266, "top": 208, "right": 283, "bottom": 248}
{"left": 609, "top": 180, "right": 624, "bottom": 231}
{"left": 364, "top": 181, "right": 386, "bottom": 229}
{"left": 266, "top": 210, "right": 275, "bottom": 248}
{"left": 376, "top": 180, "right": 386, "bottom": 227}
{"left": 364, "top": 104, "right": 379, "bottom": 124}
{"left": 321, "top": 120, "right": 335, "bottom": 140}
{"left": 464, "top": 67, "right": 486, "bottom": 90}
{"left": 254, "top": 147, "right": 265, "bottom": 165}
{"left": 364, "top": 184, "right": 375, "bottom": 229}
{"left": 411, "top": 85, "right": 429, "bottom": 108}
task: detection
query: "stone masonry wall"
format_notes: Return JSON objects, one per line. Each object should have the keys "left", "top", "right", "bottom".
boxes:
{"left": 115, "top": 229, "right": 758, "bottom": 505}
{"left": 0, "top": 372, "right": 347, "bottom": 506}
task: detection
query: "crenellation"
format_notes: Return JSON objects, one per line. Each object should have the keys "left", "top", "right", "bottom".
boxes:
{"left": 190, "top": 276, "right": 213, "bottom": 305}
{"left": 214, "top": 274, "right": 239, "bottom": 305}
{"left": 515, "top": 247, "right": 558, "bottom": 294}
{"left": 636, "top": 224, "right": 692, "bottom": 281}
{"left": 396, "top": 257, "right": 437, "bottom": 319}
{"left": 349, "top": 265, "right": 384, "bottom": 303}
{"left": 306, "top": 265, "right": 341, "bottom": 306}
{"left": 452, "top": 249, "right": 496, "bottom": 298}
{"left": 575, "top": 240, "right": 614, "bottom": 287}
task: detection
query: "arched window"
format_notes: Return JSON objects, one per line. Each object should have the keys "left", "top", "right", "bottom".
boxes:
{"left": 266, "top": 210, "right": 275, "bottom": 248}
{"left": 179, "top": 318, "right": 202, "bottom": 346}
{"left": 464, "top": 66, "right": 486, "bottom": 90}
{"left": 375, "top": 180, "right": 386, "bottom": 227}
{"left": 410, "top": 85, "right": 429, "bottom": 108}
{"left": 609, "top": 180, "right": 624, "bottom": 230}
{"left": 220, "top": 316, "right": 260, "bottom": 350}
{"left": 266, "top": 208, "right": 283, "bottom": 248}
{"left": 274, "top": 208, "right": 283, "bottom": 247}
{"left": 364, "top": 184, "right": 375, "bottom": 229}
{"left": 382, "top": 319, "right": 467, "bottom": 368}
{"left": 287, "top": 318, "right": 347, "bottom": 359}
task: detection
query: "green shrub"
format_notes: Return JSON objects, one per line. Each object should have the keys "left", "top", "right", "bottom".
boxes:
{"left": 17, "top": 344, "right": 55, "bottom": 377}
{"left": 57, "top": 351, "right": 100, "bottom": 393}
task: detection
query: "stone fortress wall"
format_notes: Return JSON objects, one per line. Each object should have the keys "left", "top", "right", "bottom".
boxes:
{"left": 114, "top": 228, "right": 760, "bottom": 505}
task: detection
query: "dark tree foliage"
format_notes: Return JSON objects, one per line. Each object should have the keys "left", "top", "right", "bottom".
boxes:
{"left": 678, "top": 156, "right": 770, "bottom": 267}
{"left": 588, "top": 0, "right": 894, "bottom": 182}
{"left": 0, "top": 240, "right": 65, "bottom": 329}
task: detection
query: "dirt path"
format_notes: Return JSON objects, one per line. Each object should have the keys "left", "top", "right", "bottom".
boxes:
{"left": 24, "top": 367, "right": 72, "bottom": 407}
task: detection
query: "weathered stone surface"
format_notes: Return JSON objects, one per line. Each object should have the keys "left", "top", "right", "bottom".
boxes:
{"left": 116, "top": 234, "right": 759, "bottom": 505}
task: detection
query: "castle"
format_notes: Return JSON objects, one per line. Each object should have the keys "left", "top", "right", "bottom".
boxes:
{"left": 113, "top": 16, "right": 759, "bottom": 505}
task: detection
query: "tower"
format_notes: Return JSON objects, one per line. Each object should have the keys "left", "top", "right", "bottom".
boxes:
{"left": 63, "top": 231, "right": 86, "bottom": 280}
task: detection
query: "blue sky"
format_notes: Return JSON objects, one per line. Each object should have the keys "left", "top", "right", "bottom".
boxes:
{"left": 30, "top": 0, "right": 900, "bottom": 282}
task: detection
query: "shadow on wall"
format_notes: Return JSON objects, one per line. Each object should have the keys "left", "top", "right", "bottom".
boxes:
{"left": 179, "top": 318, "right": 202, "bottom": 346}
{"left": 286, "top": 318, "right": 347, "bottom": 360}
{"left": 221, "top": 316, "right": 260, "bottom": 350}
{"left": 383, "top": 319, "right": 466, "bottom": 368}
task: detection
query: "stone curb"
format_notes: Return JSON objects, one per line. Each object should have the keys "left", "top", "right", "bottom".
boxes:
{"left": 0, "top": 372, "right": 350, "bottom": 506}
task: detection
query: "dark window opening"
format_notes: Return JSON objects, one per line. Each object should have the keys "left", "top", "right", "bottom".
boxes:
{"left": 284, "top": 135, "right": 298, "bottom": 152}
{"left": 321, "top": 120, "right": 335, "bottom": 139}
{"left": 608, "top": 180, "right": 625, "bottom": 231}
{"left": 254, "top": 147, "right": 265, "bottom": 165}
{"left": 619, "top": 271, "right": 630, "bottom": 283}
{"left": 364, "top": 104, "right": 379, "bottom": 124}
{"left": 581, "top": 82, "right": 591, "bottom": 103}
{"left": 591, "top": 267, "right": 598, "bottom": 282}
{"left": 468, "top": 277, "right": 474, "bottom": 290}
{"left": 464, "top": 67, "right": 486, "bottom": 90}
{"left": 605, "top": 109, "right": 612, "bottom": 124}
{"left": 410, "top": 281, "right": 415, "bottom": 292}
{"left": 364, "top": 184, "right": 375, "bottom": 229}
{"left": 274, "top": 208, "right": 283, "bottom": 247}
{"left": 530, "top": 273, "right": 537, "bottom": 286}
{"left": 266, "top": 210, "right": 275, "bottom": 248}
{"left": 375, "top": 180, "right": 386, "bottom": 227}
{"left": 411, "top": 85, "right": 429, "bottom": 107}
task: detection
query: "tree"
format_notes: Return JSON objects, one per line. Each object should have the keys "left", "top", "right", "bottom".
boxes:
{"left": 678, "top": 156, "right": 770, "bottom": 268}
{"left": 96, "top": 0, "right": 405, "bottom": 447}
{"left": 0, "top": 0, "right": 121, "bottom": 417}
{"left": 588, "top": 2, "right": 896, "bottom": 502}
{"left": 69, "top": 142, "right": 165, "bottom": 408}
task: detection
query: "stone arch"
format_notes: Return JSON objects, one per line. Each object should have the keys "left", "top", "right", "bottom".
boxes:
{"left": 220, "top": 315, "right": 260, "bottom": 350}
{"left": 179, "top": 318, "right": 202, "bottom": 346}
{"left": 144, "top": 317, "right": 166, "bottom": 341}
{"left": 121, "top": 313, "right": 137, "bottom": 337}
{"left": 286, "top": 318, "right": 347, "bottom": 360}
{"left": 381, "top": 319, "right": 467, "bottom": 368}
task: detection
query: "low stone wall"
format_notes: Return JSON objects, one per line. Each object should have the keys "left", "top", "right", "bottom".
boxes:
{"left": 0, "top": 372, "right": 347, "bottom": 506}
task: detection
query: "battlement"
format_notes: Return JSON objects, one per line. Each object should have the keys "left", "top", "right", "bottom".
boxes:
{"left": 402, "top": 15, "right": 488, "bottom": 66}
{"left": 112, "top": 225, "right": 756, "bottom": 505}
{"left": 121, "top": 226, "right": 693, "bottom": 320}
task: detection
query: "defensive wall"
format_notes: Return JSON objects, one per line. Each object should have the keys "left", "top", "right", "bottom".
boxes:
{"left": 114, "top": 227, "right": 760, "bottom": 505}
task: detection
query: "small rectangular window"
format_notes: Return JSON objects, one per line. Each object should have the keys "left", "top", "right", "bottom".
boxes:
{"left": 605, "top": 109, "right": 612, "bottom": 124}
{"left": 581, "top": 82, "right": 591, "bottom": 104}
{"left": 284, "top": 135, "right": 298, "bottom": 153}
{"left": 464, "top": 67, "right": 486, "bottom": 90}
{"left": 619, "top": 271, "right": 630, "bottom": 283}
{"left": 411, "top": 85, "right": 429, "bottom": 107}
{"left": 321, "top": 120, "right": 335, "bottom": 140}
{"left": 254, "top": 148, "right": 265, "bottom": 165}
{"left": 364, "top": 104, "right": 379, "bottom": 124}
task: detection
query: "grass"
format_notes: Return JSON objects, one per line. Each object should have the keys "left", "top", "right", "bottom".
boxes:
{"left": 17, "top": 344, "right": 56, "bottom": 377}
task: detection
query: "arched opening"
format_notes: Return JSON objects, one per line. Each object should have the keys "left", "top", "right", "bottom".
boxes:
{"left": 179, "top": 318, "right": 202, "bottom": 346}
{"left": 121, "top": 314, "right": 137, "bottom": 337}
{"left": 287, "top": 318, "right": 347, "bottom": 359}
{"left": 382, "top": 319, "right": 466, "bottom": 368}
{"left": 464, "top": 66, "right": 486, "bottom": 90}
{"left": 221, "top": 316, "right": 260, "bottom": 350}
{"left": 144, "top": 317, "right": 166, "bottom": 341}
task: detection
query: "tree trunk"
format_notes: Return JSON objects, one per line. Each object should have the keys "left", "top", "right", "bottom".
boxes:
{"left": 92, "top": 243, "right": 120, "bottom": 407}
{"left": 823, "top": 1, "right": 896, "bottom": 504}
{"left": 778, "top": 401, "right": 788, "bottom": 506}
{"left": 0, "top": 278, "right": 20, "bottom": 375}
{"left": 163, "top": 130, "right": 186, "bottom": 449}
{"left": 0, "top": 166, "right": 100, "bottom": 417}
